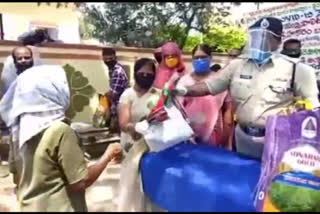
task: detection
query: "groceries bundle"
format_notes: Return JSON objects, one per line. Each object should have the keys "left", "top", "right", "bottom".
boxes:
{"left": 135, "top": 81, "right": 194, "bottom": 152}
{"left": 255, "top": 99, "right": 320, "bottom": 212}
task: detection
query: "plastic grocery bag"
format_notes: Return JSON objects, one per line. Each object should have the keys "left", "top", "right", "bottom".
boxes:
{"left": 136, "top": 103, "right": 194, "bottom": 152}
{"left": 135, "top": 91, "right": 194, "bottom": 153}
{"left": 255, "top": 108, "right": 320, "bottom": 212}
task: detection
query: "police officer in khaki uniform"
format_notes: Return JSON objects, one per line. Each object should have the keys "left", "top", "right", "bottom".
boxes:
{"left": 173, "top": 17, "right": 320, "bottom": 159}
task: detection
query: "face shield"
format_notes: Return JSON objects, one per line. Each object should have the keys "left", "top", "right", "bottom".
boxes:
{"left": 247, "top": 28, "right": 281, "bottom": 64}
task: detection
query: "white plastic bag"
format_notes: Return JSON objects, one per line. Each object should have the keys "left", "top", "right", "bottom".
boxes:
{"left": 135, "top": 104, "right": 194, "bottom": 152}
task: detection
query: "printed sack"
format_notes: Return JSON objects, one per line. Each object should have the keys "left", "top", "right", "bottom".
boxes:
{"left": 255, "top": 109, "right": 320, "bottom": 212}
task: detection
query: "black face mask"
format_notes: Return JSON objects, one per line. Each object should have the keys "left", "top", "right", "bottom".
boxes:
{"left": 286, "top": 53, "right": 301, "bottom": 58}
{"left": 135, "top": 73, "right": 155, "bottom": 89}
{"left": 154, "top": 53, "right": 162, "bottom": 64}
{"left": 15, "top": 60, "right": 34, "bottom": 75}
{"left": 104, "top": 60, "right": 117, "bottom": 69}
{"left": 281, "top": 49, "right": 301, "bottom": 58}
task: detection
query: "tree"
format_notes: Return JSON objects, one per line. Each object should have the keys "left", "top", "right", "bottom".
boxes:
{"left": 167, "top": 3, "right": 230, "bottom": 48}
{"left": 79, "top": 15, "right": 96, "bottom": 41}
{"left": 83, "top": 3, "right": 231, "bottom": 48}
{"left": 183, "top": 35, "right": 203, "bottom": 52}
{"left": 180, "top": 24, "right": 247, "bottom": 53}
{"left": 153, "top": 25, "right": 188, "bottom": 49}
{"left": 203, "top": 24, "right": 247, "bottom": 53}
{"left": 83, "top": 3, "right": 170, "bottom": 47}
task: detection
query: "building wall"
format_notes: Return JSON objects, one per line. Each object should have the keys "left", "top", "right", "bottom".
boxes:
{"left": 0, "top": 3, "right": 80, "bottom": 43}
{"left": 0, "top": 41, "right": 231, "bottom": 124}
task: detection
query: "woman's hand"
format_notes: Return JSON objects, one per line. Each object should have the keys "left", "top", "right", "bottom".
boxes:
{"left": 127, "top": 124, "right": 142, "bottom": 141}
{"left": 147, "top": 107, "right": 169, "bottom": 124}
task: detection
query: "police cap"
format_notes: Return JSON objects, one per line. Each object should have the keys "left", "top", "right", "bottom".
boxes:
{"left": 249, "top": 17, "right": 283, "bottom": 37}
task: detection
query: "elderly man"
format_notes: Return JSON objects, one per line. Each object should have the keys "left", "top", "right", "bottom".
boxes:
{"left": 0, "top": 46, "right": 36, "bottom": 183}
{"left": 173, "top": 17, "right": 319, "bottom": 159}
{"left": 102, "top": 47, "right": 129, "bottom": 134}
{"left": 1, "top": 46, "right": 41, "bottom": 97}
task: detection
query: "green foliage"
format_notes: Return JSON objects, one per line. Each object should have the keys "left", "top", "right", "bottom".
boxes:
{"left": 269, "top": 178, "right": 320, "bottom": 212}
{"left": 154, "top": 25, "right": 188, "bottom": 48}
{"left": 63, "top": 64, "right": 95, "bottom": 119}
{"left": 84, "top": 3, "right": 164, "bottom": 47}
{"left": 180, "top": 24, "right": 247, "bottom": 53}
{"left": 79, "top": 16, "right": 95, "bottom": 40}
{"left": 203, "top": 24, "right": 247, "bottom": 53}
{"left": 83, "top": 3, "right": 232, "bottom": 49}
{"left": 183, "top": 35, "right": 203, "bottom": 52}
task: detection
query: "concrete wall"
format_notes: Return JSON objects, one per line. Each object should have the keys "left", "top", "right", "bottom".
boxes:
{"left": 0, "top": 3, "right": 80, "bottom": 43}
{"left": 0, "top": 41, "right": 231, "bottom": 124}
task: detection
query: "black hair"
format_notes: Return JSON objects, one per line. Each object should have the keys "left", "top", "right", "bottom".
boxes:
{"left": 283, "top": 38, "right": 301, "bottom": 47}
{"left": 134, "top": 58, "right": 156, "bottom": 77}
{"left": 11, "top": 46, "right": 33, "bottom": 61}
{"left": 210, "top": 64, "right": 222, "bottom": 72}
{"left": 102, "top": 47, "right": 116, "bottom": 56}
{"left": 18, "top": 29, "right": 47, "bottom": 46}
{"left": 192, "top": 44, "right": 212, "bottom": 57}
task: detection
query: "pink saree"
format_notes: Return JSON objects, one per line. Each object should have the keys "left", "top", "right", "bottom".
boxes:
{"left": 177, "top": 73, "right": 228, "bottom": 147}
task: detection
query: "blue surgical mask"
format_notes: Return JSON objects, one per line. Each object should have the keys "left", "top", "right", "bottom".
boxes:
{"left": 192, "top": 57, "right": 211, "bottom": 74}
{"left": 250, "top": 50, "right": 272, "bottom": 65}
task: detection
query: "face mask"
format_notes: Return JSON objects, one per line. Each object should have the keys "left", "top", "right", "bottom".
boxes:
{"left": 15, "top": 60, "right": 34, "bottom": 75}
{"left": 165, "top": 57, "right": 179, "bottom": 68}
{"left": 192, "top": 57, "right": 211, "bottom": 74}
{"left": 135, "top": 73, "right": 155, "bottom": 89}
{"left": 250, "top": 50, "right": 272, "bottom": 65}
{"left": 104, "top": 60, "right": 117, "bottom": 69}
{"left": 281, "top": 49, "right": 301, "bottom": 58}
{"left": 287, "top": 53, "right": 301, "bottom": 58}
{"left": 154, "top": 53, "right": 162, "bottom": 64}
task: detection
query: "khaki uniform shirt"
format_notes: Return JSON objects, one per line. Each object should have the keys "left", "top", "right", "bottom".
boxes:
{"left": 206, "top": 54, "right": 320, "bottom": 128}
{"left": 17, "top": 121, "right": 88, "bottom": 212}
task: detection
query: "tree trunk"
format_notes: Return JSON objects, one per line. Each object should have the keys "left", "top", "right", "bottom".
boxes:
{"left": 180, "top": 10, "right": 197, "bottom": 48}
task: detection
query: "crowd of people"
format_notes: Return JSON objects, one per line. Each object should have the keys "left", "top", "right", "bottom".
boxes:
{"left": 0, "top": 16, "right": 319, "bottom": 211}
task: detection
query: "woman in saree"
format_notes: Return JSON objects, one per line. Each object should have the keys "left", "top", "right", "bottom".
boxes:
{"left": 117, "top": 58, "right": 164, "bottom": 211}
{"left": 176, "top": 44, "right": 233, "bottom": 149}
{"left": 153, "top": 41, "right": 186, "bottom": 90}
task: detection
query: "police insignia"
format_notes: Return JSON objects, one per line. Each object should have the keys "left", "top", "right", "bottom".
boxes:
{"left": 261, "top": 18, "right": 269, "bottom": 29}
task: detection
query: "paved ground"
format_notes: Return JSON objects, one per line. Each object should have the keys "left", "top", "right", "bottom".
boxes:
{"left": 0, "top": 161, "right": 121, "bottom": 212}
